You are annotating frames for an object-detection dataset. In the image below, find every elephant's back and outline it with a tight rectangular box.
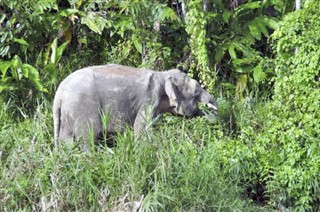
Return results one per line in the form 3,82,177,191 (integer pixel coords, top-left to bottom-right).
55,64,157,101
90,64,156,93
90,64,153,78
56,67,95,93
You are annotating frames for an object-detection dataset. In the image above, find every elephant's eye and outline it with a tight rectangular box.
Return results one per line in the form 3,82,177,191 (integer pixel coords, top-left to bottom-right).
194,85,202,95
186,86,196,95
195,87,200,95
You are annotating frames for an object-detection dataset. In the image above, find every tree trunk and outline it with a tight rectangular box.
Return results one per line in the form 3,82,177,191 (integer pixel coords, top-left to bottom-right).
296,0,301,10
203,0,209,12
181,0,187,21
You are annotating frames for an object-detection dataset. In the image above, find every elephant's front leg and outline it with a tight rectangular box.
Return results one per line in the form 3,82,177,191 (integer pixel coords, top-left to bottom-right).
133,106,154,138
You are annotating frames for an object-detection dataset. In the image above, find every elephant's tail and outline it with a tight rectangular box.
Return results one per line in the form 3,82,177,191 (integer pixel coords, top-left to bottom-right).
53,98,62,147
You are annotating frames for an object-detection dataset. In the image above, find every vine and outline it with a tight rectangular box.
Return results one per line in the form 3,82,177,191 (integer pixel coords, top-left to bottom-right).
185,0,215,90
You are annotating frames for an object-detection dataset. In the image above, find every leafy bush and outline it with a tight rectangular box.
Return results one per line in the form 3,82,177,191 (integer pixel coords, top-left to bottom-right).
191,0,284,96
212,1,320,210
0,0,287,102
267,0,320,209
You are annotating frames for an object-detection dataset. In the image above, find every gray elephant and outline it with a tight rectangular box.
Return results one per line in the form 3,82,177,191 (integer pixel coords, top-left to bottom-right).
53,64,218,147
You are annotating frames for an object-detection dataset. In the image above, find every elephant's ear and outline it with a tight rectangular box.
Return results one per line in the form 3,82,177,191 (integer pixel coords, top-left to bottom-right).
165,77,178,107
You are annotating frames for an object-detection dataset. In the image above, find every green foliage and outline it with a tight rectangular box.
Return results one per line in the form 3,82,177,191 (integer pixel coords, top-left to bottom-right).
0,55,44,92
0,0,286,100
266,0,320,209
186,0,214,88
213,1,320,210
0,0,71,113
206,0,280,99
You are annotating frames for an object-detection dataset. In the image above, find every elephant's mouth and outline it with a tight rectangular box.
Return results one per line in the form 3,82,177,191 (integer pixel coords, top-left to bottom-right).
169,105,176,110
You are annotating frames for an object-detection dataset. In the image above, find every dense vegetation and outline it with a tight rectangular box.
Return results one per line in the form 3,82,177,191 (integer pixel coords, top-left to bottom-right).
1,0,319,210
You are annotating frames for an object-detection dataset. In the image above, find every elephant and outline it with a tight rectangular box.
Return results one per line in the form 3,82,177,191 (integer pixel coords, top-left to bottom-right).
53,64,218,148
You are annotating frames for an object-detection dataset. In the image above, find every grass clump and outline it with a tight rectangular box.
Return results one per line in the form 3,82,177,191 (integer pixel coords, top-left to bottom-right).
0,100,259,211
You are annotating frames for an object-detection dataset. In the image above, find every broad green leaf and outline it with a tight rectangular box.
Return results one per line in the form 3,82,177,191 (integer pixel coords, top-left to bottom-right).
206,12,219,20
56,41,69,64
21,65,29,78
222,11,231,23
132,35,142,54
0,46,10,57
121,45,131,58
43,43,51,65
249,22,261,40
75,0,83,9
82,14,106,35
17,67,23,80
243,30,255,44
50,38,58,64
0,60,11,76
221,82,235,90
79,38,87,44
215,45,227,63
236,74,248,100
234,43,255,57
32,80,45,92
83,17,101,34
0,83,8,92
13,38,28,45
261,16,278,30
235,64,253,73
21,64,40,79
44,63,56,84
236,1,261,11
257,22,269,37
255,17,269,37
0,14,5,24
156,7,178,22
234,2,261,18
115,17,135,36
1,33,8,43
62,27,73,43
0,77,15,92
253,62,266,83
12,55,22,68
228,44,237,59
59,8,79,17
21,64,45,91
233,57,255,66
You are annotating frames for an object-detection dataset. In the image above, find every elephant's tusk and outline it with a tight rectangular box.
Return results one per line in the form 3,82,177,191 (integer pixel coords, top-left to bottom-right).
207,103,218,111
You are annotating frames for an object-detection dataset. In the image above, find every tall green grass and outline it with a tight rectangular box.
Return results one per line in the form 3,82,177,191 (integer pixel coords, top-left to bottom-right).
0,99,261,211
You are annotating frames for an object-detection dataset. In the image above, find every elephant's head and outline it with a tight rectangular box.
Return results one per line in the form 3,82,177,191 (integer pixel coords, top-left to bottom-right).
164,69,218,117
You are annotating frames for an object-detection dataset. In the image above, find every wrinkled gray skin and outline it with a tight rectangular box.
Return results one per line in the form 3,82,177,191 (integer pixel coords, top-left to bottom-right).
53,64,218,148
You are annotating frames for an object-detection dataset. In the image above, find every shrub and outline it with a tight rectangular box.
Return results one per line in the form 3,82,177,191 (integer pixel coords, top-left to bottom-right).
214,1,320,210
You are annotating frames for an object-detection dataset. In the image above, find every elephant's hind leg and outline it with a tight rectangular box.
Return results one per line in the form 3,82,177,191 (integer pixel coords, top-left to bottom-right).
73,112,103,151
